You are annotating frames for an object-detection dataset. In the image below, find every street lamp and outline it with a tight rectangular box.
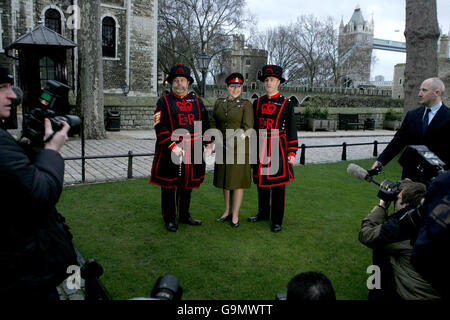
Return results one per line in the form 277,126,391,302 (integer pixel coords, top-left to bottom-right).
197,51,211,97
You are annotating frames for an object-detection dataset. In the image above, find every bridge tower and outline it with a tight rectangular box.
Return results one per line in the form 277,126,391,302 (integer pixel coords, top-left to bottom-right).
338,5,374,87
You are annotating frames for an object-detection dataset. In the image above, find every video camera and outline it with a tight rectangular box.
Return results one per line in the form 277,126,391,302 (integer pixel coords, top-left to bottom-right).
398,145,446,186
347,163,404,203
347,145,446,203
22,80,81,145
347,146,446,239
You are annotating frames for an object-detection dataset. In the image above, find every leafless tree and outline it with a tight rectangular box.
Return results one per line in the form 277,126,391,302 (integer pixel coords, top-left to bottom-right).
404,0,440,113
158,0,253,86
76,0,105,139
289,15,333,87
248,24,297,83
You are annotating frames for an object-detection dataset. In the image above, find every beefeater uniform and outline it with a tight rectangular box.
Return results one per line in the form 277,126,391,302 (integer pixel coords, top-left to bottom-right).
253,65,299,227
150,65,210,226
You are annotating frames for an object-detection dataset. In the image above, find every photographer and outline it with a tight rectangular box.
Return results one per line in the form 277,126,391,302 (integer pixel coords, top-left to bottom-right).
358,180,440,300
411,170,450,299
0,64,77,299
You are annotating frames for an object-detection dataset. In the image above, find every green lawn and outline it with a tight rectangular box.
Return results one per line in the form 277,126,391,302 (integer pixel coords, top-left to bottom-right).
57,158,403,300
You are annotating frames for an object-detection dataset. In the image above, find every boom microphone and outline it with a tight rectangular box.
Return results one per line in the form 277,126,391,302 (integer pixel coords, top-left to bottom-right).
347,163,380,186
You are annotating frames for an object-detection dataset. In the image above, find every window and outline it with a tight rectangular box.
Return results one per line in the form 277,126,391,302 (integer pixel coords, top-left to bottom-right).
102,17,116,58
39,57,56,88
45,9,62,34
246,59,251,65
245,73,249,80
399,79,402,85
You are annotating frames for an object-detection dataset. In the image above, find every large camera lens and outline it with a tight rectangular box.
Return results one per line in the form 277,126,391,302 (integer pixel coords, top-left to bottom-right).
52,115,82,136
150,275,182,300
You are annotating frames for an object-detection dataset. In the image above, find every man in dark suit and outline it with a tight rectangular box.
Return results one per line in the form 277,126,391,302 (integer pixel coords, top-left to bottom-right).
372,78,450,178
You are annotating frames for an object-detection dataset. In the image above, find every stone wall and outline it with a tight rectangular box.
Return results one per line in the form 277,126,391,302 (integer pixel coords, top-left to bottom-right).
105,105,155,129
101,93,403,130
0,0,158,97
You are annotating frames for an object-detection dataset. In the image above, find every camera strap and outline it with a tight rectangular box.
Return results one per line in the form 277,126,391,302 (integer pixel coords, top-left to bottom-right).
43,132,56,144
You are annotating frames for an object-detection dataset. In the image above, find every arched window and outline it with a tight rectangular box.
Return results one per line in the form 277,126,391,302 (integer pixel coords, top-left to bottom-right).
45,9,62,34
39,57,56,88
102,17,116,58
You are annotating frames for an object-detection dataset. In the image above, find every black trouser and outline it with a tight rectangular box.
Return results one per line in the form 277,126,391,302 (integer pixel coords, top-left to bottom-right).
161,187,192,224
257,185,286,225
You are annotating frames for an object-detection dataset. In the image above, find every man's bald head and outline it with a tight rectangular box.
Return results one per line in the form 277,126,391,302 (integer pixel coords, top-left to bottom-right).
419,78,445,106
423,78,445,94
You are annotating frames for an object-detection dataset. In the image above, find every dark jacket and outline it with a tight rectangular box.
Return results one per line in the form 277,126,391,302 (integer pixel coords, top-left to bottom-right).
378,104,450,172
150,92,210,189
0,122,77,298
253,93,299,187
412,170,450,299
359,205,440,300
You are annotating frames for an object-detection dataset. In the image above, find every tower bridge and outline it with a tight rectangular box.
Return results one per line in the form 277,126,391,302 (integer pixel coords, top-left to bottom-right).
373,38,406,53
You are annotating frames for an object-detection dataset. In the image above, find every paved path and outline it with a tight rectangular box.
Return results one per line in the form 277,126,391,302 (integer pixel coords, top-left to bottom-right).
60,129,395,186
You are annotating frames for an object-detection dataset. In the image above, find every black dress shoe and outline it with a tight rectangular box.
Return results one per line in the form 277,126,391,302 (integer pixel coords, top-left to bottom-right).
271,224,282,232
230,219,239,228
216,215,231,222
179,217,202,226
248,215,269,222
166,222,178,232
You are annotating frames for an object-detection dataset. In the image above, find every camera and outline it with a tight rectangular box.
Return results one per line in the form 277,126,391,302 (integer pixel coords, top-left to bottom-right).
367,146,446,202
398,145,446,186
377,179,403,202
81,263,183,300
22,80,81,144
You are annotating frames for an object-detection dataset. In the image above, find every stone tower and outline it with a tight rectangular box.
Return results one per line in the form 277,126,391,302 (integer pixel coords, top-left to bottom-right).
217,34,268,91
0,0,158,97
338,5,374,87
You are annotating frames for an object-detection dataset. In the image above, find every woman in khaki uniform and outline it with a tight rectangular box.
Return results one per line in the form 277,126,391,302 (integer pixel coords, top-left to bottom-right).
210,73,254,228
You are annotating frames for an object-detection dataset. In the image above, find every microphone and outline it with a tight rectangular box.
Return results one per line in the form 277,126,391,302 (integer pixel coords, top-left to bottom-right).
347,163,380,186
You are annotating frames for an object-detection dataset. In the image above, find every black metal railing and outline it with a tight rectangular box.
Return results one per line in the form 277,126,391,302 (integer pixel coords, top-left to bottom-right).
298,140,388,165
63,140,388,184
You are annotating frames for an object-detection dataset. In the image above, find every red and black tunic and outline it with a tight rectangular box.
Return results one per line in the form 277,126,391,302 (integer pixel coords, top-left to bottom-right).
150,92,210,189
253,92,299,187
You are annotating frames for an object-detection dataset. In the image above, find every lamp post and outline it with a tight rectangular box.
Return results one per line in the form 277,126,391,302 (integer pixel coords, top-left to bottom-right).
197,51,211,97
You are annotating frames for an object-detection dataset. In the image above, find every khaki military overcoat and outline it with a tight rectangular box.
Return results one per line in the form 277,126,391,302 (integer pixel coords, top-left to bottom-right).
210,96,254,189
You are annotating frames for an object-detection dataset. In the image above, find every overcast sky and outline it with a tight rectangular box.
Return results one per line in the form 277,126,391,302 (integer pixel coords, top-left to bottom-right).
244,0,450,81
